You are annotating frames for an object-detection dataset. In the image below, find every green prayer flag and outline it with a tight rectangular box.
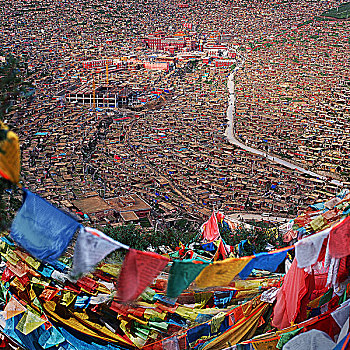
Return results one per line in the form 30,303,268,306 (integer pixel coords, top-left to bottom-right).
133,323,151,340
319,288,333,307
148,320,168,332
167,259,209,299
140,287,156,303
32,297,44,313
276,327,302,349
0,282,8,303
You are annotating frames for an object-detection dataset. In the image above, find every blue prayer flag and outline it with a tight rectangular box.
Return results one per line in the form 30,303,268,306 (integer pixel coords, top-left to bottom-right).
10,189,81,262
201,242,216,252
239,248,292,279
187,323,211,345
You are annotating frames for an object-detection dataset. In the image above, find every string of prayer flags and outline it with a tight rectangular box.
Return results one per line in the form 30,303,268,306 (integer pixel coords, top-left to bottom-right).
10,189,81,262
195,256,252,288
69,226,129,281
167,259,209,298
328,217,350,259
201,302,269,350
117,249,169,302
0,121,20,184
202,211,220,242
239,247,293,280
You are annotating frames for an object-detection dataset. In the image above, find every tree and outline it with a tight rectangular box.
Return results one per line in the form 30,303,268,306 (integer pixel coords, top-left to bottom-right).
0,179,21,231
103,219,198,252
219,220,285,256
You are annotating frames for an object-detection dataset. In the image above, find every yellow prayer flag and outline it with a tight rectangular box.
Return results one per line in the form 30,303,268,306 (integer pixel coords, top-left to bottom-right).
310,215,326,232
308,294,323,309
10,277,26,292
0,122,20,184
144,308,167,320
175,306,199,321
15,311,45,335
202,302,269,350
252,337,279,350
195,257,252,288
29,285,37,301
3,247,20,265
25,256,41,270
233,279,269,290
31,276,50,286
194,292,212,309
211,312,226,333
60,291,76,307
96,283,111,294
98,263,121,277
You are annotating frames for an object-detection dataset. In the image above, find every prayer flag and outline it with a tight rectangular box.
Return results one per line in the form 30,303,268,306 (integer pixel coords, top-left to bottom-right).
201,302,269,349
10,189,81,262
0,122,20,184
295,228,330,268
39,288,59,302
176,306,199,321
202,211,220,242
38,326,65,349
3,296,26,320
310,215,326,232
167,259,209,298
163,336,180,350
329,217,350,259
239,247,292,279
117,249,169,302
213,239,229,261
15,310,45,335
70,227,129,281
6,260,28,278
196,256,252,288
21,254,41,270
60,291,76,307
272,259,315,330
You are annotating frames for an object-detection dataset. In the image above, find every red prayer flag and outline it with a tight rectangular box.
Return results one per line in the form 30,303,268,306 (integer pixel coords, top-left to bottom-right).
1,268,15,282
216,211,225,223
76,276,98,293
117,249,169,302
329,217,350,259
39,287,59,301
202,211,220,242
6,261,28,278
272,259,314,329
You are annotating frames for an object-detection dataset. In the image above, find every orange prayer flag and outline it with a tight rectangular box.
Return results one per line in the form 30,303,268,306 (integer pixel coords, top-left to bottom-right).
0,121,20,184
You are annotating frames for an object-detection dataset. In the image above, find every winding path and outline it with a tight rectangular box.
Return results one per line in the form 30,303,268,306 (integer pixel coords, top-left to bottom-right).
224,57,343,187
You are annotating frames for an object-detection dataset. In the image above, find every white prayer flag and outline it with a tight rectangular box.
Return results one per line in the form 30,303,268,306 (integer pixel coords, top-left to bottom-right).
69,227,129,281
